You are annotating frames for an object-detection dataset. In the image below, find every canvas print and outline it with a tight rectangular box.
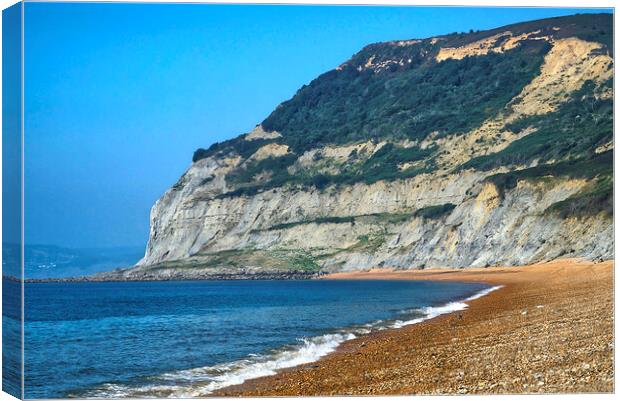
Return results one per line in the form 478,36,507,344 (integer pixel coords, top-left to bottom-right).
1,2,614,399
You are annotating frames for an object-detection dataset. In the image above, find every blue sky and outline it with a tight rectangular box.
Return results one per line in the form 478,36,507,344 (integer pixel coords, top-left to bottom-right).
23,3,612,249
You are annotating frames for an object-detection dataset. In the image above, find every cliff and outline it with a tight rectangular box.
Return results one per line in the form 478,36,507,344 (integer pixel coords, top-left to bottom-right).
104,14,613,279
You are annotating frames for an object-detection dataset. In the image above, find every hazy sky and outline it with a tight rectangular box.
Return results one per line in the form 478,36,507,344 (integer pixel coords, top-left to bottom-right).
24,3,611,249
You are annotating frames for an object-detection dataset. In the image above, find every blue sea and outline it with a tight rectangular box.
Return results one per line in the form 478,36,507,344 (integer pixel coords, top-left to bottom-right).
21,279,498,398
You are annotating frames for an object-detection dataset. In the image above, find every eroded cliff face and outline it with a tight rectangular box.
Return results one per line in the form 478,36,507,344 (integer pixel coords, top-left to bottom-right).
128,162,610,278
108,14,613,279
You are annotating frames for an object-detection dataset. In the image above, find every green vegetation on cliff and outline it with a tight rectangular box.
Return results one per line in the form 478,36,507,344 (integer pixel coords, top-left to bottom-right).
262,43,549,151
463,79,612,171
195,13,612,220
547,174,613,218
126,14,614,276
484,151,612,218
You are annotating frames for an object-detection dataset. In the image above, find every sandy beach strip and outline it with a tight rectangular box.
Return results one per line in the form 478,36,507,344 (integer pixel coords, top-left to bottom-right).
216,258,614,395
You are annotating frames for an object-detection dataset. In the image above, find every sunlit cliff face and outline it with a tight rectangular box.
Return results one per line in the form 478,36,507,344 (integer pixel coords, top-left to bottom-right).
105,14,612,279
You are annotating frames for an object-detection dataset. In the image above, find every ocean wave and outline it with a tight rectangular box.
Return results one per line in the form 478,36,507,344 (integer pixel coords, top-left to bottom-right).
391,285,503,328
79,284,503,398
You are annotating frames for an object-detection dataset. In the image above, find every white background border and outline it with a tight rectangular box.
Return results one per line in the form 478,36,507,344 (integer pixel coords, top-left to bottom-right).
0,1,616,400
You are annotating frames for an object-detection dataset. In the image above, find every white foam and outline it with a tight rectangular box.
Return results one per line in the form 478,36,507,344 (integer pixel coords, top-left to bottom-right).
83,284,504,398
465,285,504,301
83,333,356,398
392,285,503,328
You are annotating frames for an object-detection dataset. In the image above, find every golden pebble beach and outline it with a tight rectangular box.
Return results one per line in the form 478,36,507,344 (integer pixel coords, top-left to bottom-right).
217,259,614,395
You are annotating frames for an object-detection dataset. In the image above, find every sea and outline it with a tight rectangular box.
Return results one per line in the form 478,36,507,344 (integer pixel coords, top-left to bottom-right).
17,279,499,398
